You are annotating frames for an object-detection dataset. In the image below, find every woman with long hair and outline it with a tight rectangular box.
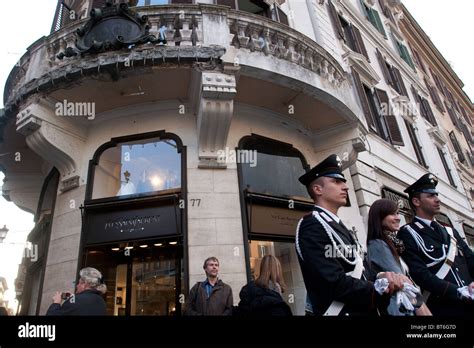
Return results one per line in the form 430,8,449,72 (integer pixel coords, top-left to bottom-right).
367,199,431,316
235,255,292,316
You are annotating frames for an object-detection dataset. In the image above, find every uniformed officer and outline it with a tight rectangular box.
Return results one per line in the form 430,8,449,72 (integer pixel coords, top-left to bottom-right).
398,173,474,315
295,154,407,316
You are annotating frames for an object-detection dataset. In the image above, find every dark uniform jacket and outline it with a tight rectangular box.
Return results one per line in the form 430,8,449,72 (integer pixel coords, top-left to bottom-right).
398,218,474,315
46,289,106,316
296,207,388,316
184,279,233,316
234,281,292,317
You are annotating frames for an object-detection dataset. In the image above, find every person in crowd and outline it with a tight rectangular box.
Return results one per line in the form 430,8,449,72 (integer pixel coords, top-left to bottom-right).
46,267,107,315
398,173,474,315
235,255,292,316
184,256,233,315
296,154,410,315
366,199,431,316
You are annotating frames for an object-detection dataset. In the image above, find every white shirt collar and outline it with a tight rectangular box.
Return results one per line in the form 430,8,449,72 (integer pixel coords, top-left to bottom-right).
415,216,433,227
315,205,340,223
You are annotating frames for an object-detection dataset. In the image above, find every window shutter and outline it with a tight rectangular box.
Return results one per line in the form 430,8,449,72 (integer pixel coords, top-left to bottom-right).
449,131,466,163
375,89,404,146
392,66,408,97
421,99,437,126
376,48,392,86
404,119,427,167
328,1,345,40
372,8,387,38
446,103,461,130
378,0,395,23
352,25,369,60
424,78,444,113
216,0,236,9
276,6,289,26
437,147,456,187
458,103,472,126
460,122,474,145
352,70,377,132
401,44,415,70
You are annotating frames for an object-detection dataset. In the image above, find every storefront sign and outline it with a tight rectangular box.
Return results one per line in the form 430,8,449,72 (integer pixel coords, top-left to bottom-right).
248,204,306,237
85,204,179,245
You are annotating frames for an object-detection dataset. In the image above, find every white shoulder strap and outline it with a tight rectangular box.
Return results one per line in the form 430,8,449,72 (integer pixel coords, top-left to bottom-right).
422,226,457,302
324,256,364,316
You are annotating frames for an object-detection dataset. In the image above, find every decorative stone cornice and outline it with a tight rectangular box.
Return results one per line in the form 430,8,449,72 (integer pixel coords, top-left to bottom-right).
343,50,381,87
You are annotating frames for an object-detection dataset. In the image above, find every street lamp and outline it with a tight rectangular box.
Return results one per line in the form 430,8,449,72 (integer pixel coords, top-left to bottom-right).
0,225,9,243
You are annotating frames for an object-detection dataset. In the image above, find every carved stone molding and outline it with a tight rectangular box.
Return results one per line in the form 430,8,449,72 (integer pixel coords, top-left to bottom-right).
195,71,237,169
16,103,85,192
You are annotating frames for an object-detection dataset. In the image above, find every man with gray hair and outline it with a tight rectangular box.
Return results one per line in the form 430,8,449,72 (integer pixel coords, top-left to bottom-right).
46,267,107,316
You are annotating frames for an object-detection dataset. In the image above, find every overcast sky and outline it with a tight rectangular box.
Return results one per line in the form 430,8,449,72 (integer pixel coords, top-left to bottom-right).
0,0,472,312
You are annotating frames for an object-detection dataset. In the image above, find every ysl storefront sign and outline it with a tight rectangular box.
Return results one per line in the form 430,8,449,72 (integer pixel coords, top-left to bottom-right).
104,215,161,233
84,201,179,245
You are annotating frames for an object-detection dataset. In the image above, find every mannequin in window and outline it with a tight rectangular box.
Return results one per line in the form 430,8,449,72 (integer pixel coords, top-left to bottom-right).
117,170,136,196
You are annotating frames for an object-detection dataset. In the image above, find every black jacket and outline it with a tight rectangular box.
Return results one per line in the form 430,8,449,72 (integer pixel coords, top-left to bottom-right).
296,207,389,316
46,289,106,316
398,219,474,315
235,281,292,317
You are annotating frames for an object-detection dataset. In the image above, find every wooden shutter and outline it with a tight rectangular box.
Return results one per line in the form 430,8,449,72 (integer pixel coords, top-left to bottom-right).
277,6,289,25
376,49,393,86
352,25,369,60
378,0,395,23
424,78,444,113
401,44,415,69
404,119,427,167
329,0,345,40
392,66,408,97
372,8,387,38
375,88,404,146
458,103,472,126
437,147,456,187
352,70,376,131
409,43,426,73
216,0,236,9
449,131,466,163
421,98,437,126
446,103,461,129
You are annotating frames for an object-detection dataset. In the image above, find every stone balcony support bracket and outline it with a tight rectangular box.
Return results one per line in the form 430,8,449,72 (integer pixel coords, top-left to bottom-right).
195,71,238,169
16,103,85,192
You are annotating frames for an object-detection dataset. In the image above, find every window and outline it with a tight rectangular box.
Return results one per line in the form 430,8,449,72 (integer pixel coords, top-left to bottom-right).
360,0,387,38
446,102,461,130
437,147,456,187
238,135,311,315
411,86,437,126
408,43,427,74
376,48,408,97
248,240,305,315
328,1,369,60
394,39,415,70
378,0,395,24
352,71,404,146
404,119,427,168
91,136,181,200
449,131,466,164
239,136,308,198
424,77,445,113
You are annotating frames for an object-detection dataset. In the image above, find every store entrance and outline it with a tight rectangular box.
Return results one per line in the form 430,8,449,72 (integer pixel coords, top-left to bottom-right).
83,237,183,316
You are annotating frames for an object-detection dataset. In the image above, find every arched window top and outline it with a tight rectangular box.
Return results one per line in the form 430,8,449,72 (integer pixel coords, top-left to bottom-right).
90,133,182,200
238,134,309,199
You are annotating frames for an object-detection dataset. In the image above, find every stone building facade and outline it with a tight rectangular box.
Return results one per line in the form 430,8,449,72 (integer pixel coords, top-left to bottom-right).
0,0,472,315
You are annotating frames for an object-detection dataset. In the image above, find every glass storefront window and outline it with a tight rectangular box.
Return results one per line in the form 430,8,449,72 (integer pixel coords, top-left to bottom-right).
92,137,181,200
248,239,306,315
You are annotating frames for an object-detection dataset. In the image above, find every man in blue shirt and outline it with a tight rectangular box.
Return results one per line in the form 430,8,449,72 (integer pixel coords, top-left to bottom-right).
184,257,233,315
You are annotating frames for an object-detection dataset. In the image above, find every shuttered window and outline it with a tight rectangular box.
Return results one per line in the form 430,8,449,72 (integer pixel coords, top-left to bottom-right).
396,41,415,70
424,78,445,113
352,70,377,132
404,119,427,168
378,0,395,23
374,88,404,146
449,131,466,163
437,147,456,187
329,2,369,60
360,0,387,38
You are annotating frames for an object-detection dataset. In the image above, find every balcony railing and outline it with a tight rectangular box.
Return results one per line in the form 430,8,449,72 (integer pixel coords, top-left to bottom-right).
4,3,346,113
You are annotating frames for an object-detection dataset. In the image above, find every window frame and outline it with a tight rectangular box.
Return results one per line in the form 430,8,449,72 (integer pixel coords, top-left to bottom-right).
85,130,185,203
